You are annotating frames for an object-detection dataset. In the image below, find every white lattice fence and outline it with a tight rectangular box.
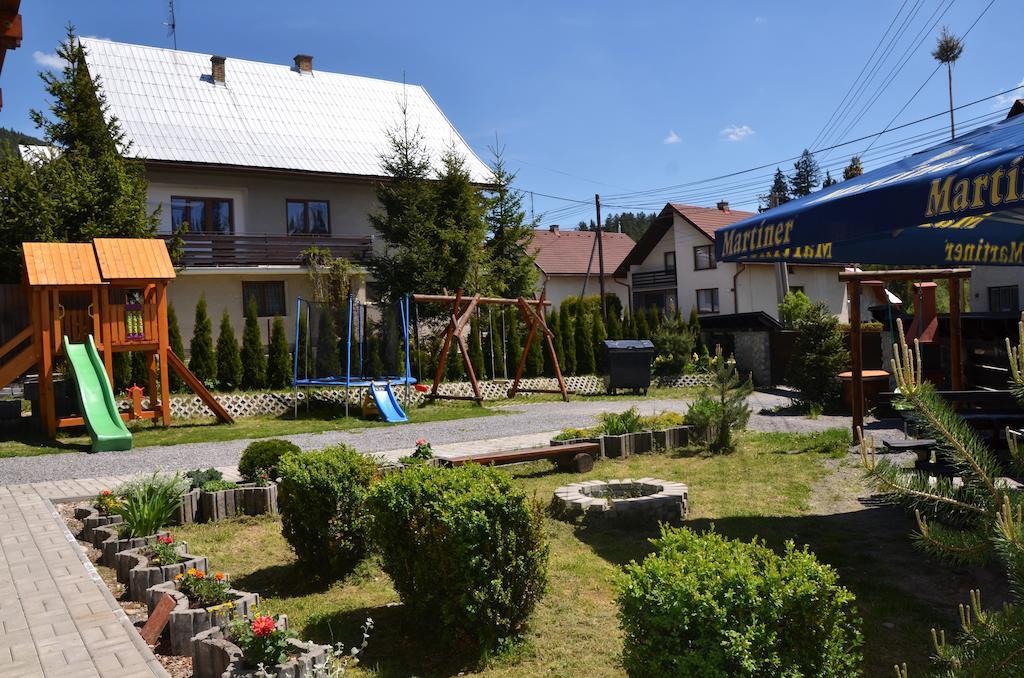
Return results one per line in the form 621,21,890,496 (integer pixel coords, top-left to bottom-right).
117,373,713,420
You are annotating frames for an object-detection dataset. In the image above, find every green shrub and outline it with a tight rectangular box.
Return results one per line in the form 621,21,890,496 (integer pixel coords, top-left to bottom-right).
238,439,300,482
184,467,222,490
597,406,645,435
168,303,187,392
552,426,597,441
787,303,849,408
114,473,188,538
367,464,548,653
686,346,752,454
266,316,292,389
241,297,267,390
778,290,814,328
189,294,216,385
651,316,696,376
642,411,686,430
200,479,238,492
278,444,376,572
617,526,862,677
216,309,243,391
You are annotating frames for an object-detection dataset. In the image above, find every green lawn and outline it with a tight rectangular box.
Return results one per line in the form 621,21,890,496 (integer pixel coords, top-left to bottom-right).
164,429,969,677
0,400,495,458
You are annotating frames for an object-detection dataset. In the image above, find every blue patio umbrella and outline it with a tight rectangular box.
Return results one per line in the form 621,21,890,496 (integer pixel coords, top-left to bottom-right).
715,104,1024,266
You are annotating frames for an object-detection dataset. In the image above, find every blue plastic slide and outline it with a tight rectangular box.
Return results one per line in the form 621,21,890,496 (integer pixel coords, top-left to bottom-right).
369,381,408,423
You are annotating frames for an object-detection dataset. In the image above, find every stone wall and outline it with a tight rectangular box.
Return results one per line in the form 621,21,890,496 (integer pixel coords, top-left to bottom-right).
731,331,772,387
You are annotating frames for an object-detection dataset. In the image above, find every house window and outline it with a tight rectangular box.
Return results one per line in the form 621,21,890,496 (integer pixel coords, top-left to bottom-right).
242,281,286,317
286,199,331,235
988,285,1020,313
790,286,805,295
693,245,715,270
664,251,676,272
696,288,719,314
171,196,233,233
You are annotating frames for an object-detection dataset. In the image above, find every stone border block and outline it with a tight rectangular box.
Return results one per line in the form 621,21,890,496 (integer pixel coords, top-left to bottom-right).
115,542,209,602
75,504,123,544
652,426,690,450
94,524,171,567
146,580,260,656
191,616,329,678
198,482,278,523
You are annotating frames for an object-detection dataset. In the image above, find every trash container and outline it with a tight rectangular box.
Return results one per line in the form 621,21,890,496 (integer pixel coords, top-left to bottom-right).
603,340,655,395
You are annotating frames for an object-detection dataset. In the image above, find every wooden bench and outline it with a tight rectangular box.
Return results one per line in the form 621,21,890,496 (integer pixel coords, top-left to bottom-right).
883,438,937,463
445,442,600,473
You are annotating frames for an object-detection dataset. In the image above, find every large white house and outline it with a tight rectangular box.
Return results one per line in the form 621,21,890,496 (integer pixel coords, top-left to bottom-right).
615,202,853,320
77,38,491,343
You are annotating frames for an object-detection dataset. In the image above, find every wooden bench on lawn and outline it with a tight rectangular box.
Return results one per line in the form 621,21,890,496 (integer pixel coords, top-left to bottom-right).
444,442,599,473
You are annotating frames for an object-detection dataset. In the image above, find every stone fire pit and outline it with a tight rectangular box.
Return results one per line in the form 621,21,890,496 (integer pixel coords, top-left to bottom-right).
551,478,688,525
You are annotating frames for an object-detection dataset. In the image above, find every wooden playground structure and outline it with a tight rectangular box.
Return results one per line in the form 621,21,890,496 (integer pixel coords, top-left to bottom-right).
413,289,568,404
0,239,232,443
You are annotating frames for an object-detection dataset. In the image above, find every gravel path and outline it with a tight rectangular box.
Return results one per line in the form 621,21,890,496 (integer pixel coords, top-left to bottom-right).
0,391,906,485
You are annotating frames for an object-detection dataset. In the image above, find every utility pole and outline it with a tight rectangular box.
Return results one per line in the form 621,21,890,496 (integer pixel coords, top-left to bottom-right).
595,194,607,322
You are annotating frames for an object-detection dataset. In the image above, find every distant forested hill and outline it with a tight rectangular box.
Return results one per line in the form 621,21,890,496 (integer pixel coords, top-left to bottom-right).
0,127,45,150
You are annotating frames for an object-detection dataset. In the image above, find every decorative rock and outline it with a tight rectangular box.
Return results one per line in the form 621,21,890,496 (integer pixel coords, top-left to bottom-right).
191,617,329,678
146,580,260,656
115,542,209,602
550,478,688,526
198,483,278,523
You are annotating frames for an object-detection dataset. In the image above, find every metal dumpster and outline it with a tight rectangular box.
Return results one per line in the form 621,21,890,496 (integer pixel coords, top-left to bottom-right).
603,340,654,395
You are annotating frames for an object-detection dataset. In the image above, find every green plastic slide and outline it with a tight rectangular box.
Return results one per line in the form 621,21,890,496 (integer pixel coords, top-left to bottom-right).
63,335,133,452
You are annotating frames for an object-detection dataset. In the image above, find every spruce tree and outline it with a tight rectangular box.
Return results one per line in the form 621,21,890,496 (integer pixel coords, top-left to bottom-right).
505,307,522,377
484,147,538,297
592,306,608,373
167,303,186,391
188,294,216,385
469,314,485,379
560,307,576,375
822,170,837,188
215,310,243,391
842,155,863,181
789,149,821,198
622,311,635,340
526,322,544,377
240,297,266,390
687,345,753,453
546,309,564,377
266,316,292,389
787,303,849,408
490,311,507,379
606,308,623,340
635,307,652,340
575,306,596,375
761,168,791,210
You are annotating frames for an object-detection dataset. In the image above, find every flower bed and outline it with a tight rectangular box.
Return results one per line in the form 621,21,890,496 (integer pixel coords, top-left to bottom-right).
190,617,328,678
114,538,209,603
92,524,171,567
146,573,259,656
74,504,123,545
198,482,278,523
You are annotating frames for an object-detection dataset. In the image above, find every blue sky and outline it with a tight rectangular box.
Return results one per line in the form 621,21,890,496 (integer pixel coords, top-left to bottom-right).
4,1,1023,225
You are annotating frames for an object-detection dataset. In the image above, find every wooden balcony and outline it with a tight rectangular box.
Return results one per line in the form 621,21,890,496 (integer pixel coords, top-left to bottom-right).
165,232,373,268
631,269,677,290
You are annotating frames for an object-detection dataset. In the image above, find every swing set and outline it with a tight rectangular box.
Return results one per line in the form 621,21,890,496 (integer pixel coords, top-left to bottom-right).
411,289,568,405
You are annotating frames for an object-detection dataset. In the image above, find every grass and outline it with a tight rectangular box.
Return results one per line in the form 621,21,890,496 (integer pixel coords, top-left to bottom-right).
0,400,495,458
167,428,963,677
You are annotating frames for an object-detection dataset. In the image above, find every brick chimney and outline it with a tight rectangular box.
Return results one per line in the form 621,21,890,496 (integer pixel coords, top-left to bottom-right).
549,224,560,233
294,54,313,73
210,55,226,83
716,200,730,211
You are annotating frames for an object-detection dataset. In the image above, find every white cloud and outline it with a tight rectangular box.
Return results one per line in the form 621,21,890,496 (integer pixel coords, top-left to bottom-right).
721,124,755,142
994,79,1024,109
663,130,681,145
33,51,66,69
754,16,767,24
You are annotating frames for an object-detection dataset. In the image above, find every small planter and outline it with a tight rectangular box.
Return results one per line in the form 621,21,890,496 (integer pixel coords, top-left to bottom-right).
652,426,690,450
115,542,209,602
146,580,260,656
94,525,170,567
600,431,652,459
74,505,123,545
199,482,279,523
191,620,328,678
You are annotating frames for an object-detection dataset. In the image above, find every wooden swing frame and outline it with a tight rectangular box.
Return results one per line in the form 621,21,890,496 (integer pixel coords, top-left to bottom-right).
412,289,569,404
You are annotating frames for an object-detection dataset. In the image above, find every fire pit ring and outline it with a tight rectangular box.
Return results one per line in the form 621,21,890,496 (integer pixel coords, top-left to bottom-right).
551,478,687,525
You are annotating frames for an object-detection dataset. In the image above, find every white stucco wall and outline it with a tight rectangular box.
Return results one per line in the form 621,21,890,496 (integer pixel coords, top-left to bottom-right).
969,266,1023,312
539,274,629,311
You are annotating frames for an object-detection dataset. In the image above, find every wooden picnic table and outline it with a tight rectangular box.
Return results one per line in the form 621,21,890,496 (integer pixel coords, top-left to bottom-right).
445,441,599,473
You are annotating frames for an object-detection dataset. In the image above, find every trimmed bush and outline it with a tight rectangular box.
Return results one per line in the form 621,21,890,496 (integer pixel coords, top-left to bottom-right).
241,297,267,390
367,464,548,653
239,439,300,482
787,302,849,408
189,294,216,385
168,303,187,391
617,526,862,677
278,444,375,572
266,316,292,389
215,309,242,391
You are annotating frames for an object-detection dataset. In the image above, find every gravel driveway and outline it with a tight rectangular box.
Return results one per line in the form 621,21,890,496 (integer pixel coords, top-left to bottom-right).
0,391,905,485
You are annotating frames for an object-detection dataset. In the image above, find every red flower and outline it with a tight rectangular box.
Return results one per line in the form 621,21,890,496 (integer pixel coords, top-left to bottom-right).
416,438,427,446
157,535,173,545
251,615,276,637
100,489,112,496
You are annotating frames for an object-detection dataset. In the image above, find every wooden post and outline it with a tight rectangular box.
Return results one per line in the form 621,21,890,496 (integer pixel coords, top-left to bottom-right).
100,287,113,383
948,276,963,390
430,290,462,398
509,297,540,397
156,282,171,426
38,290,56,437
849,281,864,439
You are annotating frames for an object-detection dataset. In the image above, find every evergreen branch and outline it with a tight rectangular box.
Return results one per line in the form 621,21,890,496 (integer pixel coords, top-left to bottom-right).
994,495,1024,601
914,511,992,564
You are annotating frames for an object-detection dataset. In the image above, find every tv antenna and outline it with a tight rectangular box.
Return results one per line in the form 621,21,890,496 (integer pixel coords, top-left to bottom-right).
165,1,177,49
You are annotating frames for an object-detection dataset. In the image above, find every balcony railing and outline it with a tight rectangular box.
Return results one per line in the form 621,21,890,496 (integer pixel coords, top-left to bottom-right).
165,233,374,268
631,269,677,289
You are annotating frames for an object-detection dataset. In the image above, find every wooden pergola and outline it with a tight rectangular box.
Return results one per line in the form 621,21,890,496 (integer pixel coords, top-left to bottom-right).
840,267,971,437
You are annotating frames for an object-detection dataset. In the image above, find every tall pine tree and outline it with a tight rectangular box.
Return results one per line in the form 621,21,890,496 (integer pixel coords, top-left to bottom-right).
634,307,652,340
606,308,623,340
546,309,564,377
266,316,291,389
240,297,266,390
189,295,216,385
484,147,538,297
559,307,576,375
167,303,186,392
789,149,821,198
575,305,596,375
761,168,791,211
215,310,243,391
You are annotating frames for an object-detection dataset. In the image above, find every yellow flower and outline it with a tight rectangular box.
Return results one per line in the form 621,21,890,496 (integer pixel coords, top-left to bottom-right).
174,573,183,581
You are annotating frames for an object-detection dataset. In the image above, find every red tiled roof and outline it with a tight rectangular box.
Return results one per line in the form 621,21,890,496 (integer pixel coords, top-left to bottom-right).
528,228,635,275
669,203,756,238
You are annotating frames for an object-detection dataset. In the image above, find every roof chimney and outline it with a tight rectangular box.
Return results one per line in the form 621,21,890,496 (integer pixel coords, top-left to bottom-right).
716,200,729,211
210,55,226,83
549,224,560,233
294,54,313,73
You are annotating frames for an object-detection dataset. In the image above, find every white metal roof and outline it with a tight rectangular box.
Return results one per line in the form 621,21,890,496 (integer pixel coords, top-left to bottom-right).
80,38,492,183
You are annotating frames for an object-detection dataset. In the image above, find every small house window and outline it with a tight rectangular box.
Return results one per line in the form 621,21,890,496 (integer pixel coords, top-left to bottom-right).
696,288,719,314
988,285,1020,313
287,199,331,235
242,281,286,317
790,286,805,295
693,245,715,270
171,196,233,233
664,251,676,272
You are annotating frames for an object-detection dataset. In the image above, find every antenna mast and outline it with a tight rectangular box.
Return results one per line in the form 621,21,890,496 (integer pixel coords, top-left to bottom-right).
165,1,177,49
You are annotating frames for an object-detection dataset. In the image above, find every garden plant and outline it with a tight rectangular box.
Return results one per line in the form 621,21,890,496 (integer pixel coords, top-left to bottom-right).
114,473,188,538
239,439,301,482
686,345,753,453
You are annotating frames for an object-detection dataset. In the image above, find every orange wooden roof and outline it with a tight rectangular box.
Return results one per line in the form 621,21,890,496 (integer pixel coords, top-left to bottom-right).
22,242,103,287
93,238,176,281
